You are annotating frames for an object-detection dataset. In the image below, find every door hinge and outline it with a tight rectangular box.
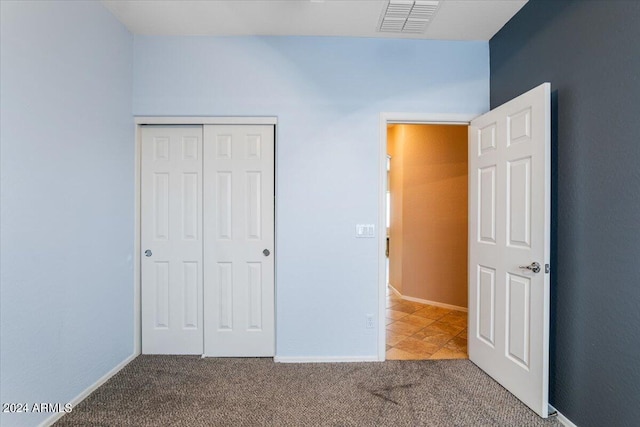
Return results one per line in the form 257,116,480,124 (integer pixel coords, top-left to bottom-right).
545,264,550,274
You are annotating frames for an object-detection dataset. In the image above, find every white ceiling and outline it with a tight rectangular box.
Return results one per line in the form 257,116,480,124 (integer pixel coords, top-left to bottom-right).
102,0,528,41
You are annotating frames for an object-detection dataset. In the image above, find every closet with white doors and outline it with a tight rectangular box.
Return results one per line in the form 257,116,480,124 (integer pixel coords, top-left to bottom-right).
140,124,275,357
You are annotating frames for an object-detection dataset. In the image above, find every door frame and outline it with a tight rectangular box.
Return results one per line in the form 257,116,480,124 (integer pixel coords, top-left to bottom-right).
377,112,477,361
133,116,278,356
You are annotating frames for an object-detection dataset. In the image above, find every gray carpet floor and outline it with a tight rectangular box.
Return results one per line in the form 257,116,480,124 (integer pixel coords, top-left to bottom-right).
55,356,561,426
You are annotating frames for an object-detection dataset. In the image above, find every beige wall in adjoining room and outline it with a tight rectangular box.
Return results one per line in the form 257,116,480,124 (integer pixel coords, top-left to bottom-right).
388,124,468,308
387,125,404,295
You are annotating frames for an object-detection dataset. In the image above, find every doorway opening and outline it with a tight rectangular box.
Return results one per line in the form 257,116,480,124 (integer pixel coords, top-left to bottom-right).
377,114,475,361
385,123,469,360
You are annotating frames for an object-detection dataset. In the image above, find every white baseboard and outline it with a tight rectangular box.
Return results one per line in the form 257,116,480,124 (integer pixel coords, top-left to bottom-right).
388,284,468,313
549,405,579,427
274,355,380,363
40,353,137,427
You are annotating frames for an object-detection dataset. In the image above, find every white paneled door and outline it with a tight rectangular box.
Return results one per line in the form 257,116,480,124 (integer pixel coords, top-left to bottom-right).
141,124,275,357
203,125,275,357
468,83,551,417
141,125,204,354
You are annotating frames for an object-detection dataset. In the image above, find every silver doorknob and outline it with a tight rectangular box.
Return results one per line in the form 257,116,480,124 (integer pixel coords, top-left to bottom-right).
519,262,540,273
263,249,270,257
145,249,152,257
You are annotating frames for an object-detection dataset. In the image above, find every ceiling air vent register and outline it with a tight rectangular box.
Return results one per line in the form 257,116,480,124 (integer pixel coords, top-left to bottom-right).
378,0,440,34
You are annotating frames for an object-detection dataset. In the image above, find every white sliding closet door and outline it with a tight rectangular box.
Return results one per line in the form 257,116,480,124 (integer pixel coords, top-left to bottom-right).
141,125,204,355
203,125,275,357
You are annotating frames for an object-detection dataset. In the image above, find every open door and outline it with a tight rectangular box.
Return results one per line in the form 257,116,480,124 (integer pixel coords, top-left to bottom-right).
468,83,551,417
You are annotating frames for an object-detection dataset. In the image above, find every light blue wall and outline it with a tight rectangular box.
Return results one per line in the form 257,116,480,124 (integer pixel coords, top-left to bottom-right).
134,36,489,357
0,2,133,426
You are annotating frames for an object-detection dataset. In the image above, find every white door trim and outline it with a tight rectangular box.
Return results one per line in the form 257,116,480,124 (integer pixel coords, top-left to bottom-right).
133,116,278,356
377,112,477,361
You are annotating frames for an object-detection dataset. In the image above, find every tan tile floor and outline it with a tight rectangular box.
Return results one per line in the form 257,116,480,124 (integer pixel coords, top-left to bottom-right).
386,288,468,360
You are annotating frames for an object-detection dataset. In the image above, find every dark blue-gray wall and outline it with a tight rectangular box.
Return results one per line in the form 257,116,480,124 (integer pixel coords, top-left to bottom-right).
490,1,640,426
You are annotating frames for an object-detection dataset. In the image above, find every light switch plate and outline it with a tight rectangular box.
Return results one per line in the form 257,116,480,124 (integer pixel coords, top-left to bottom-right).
356,224,375,238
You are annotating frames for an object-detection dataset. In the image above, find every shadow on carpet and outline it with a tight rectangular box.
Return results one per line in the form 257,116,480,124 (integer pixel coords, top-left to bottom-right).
55,356,561,426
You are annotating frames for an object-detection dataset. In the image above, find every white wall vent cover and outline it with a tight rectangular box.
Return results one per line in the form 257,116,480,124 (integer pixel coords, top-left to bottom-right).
378,0,440,34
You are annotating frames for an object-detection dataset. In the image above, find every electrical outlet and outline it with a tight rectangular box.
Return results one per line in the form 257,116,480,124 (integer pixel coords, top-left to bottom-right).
366,314,375,329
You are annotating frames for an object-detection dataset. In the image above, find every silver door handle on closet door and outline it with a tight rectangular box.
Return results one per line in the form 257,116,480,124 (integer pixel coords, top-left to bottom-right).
145,249,152,257
263,249,270,257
